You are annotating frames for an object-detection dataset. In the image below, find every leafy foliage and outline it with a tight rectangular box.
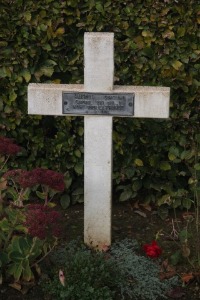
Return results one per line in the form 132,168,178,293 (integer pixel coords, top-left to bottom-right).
0,138,63,284
0,0,199,207
44,238,178,300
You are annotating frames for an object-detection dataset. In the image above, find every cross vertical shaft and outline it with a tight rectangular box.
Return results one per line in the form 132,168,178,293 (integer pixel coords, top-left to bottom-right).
84,33,114,248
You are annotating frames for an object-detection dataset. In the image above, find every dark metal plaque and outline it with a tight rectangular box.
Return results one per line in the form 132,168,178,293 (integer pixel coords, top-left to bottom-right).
62,92,134,116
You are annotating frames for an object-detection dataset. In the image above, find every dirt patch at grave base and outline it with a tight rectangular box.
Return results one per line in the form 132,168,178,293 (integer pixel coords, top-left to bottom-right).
1,202,200,300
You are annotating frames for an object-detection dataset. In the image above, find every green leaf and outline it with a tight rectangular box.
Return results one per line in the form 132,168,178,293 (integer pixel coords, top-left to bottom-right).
168,153,176,161
0,218,10,232
182,198,192,209
195,134,200,143
78,126,84,136
39,65,54,77
55,27,65,35
142,30,153,37
180,150,193,160
72,187,83,196
194,163,200,170
60,194,70,209
96,2,104,13
9,251,24,262
157,205,169,220
24,12,31,21
170,250,181,266
8,263,23,281
160,161,171,171
36,191,46,200
9,90,17,102
132,181,142,191
21,70,31,82
15,224,27,232
177,27,185,38
119,189,132,201
74,149,81,158
74,162,83,175
134,158,143,167
171,60,183,70
14,263,23,281
157,194,171,206
22,259,33,281
179,229,188,243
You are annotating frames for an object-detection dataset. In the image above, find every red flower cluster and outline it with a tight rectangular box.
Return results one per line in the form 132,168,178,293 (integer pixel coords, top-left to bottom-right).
4,169,36,188
31,168,65,191
0,136,21,156
143,240,162,258
24,204,62,240
4,168,65,191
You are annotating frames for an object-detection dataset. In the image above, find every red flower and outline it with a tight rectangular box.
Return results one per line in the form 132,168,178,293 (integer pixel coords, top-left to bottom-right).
0,136,21,156
24,204,62,240
4,168,65,191
31,168,65,191
143,240,162,258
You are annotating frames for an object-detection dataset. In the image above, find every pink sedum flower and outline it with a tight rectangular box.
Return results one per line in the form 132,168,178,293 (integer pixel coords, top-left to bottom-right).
24,204,62,240
0,136,21,156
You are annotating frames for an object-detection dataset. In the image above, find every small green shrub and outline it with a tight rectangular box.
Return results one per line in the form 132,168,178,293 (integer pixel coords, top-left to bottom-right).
110,239,178,300
43,240,121,300
43,239,178,300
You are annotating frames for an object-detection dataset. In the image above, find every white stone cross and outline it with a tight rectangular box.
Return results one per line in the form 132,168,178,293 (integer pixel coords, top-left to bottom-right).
28,32,170,249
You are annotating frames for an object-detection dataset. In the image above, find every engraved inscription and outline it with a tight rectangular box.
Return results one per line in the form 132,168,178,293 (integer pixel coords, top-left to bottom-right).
62,92,134,116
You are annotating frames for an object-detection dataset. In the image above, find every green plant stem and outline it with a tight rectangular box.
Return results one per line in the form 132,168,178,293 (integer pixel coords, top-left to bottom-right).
16,188,24,207
31,239,57,268
0,155,10,172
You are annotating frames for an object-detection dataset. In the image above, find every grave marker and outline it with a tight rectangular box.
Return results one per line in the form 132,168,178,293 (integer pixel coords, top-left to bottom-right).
28,32,170,248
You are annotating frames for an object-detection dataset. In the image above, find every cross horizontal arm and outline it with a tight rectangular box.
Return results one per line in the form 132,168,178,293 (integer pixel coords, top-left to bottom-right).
28,84,170,118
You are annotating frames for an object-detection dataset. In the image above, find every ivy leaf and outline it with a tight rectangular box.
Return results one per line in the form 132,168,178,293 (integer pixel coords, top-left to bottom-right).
134,158,144,167
55,27,65,36
194,163,200,170
78,126,84,136
9,90,17,102
168,153,176,161
39,65,54,77
177,27,185,38
162,29,175,39
23,12,31,22
21,70,31,82
60,194,70,209
170,250,181,266
96,2,104,13
160,161,171,171
171,60,183,70
74,162,83,175
74,149,81,158
119,189,132,201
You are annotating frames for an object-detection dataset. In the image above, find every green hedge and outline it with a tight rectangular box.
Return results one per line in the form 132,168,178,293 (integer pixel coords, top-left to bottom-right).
0,0,199,210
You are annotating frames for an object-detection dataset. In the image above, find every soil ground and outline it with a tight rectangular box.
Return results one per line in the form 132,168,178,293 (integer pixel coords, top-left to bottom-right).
1,202,200,300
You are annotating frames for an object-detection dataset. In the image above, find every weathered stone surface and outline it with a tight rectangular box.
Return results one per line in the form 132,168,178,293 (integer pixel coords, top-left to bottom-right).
28,84,169,118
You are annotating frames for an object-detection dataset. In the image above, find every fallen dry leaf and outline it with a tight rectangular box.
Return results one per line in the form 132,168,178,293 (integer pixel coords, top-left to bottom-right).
9,282,22,291
181,272,194,284
160,259,176,280
0,178,7,190
134,210,147,218
182,244,190,257
59,270,65,286
139,203,152,211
